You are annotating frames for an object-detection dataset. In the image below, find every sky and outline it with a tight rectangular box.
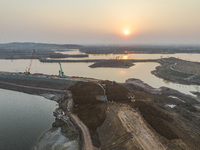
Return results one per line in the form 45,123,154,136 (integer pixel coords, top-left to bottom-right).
0,0,200,45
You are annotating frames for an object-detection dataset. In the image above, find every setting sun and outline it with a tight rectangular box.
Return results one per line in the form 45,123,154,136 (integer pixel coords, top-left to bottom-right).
124,29,130,35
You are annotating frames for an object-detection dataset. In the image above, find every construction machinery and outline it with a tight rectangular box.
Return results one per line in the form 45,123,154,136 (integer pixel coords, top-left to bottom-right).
59,62,67,77
25,49,36,75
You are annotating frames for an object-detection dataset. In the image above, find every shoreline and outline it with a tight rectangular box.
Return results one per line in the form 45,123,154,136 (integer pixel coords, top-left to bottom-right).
152,70,200,86
152,57,200,86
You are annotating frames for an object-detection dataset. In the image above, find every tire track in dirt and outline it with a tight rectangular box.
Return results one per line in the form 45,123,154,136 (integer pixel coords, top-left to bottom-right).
118,105,166,150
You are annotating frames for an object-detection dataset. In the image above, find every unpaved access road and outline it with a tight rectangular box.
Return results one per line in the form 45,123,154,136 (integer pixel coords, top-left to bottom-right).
118,105,166,150
70,114,95,150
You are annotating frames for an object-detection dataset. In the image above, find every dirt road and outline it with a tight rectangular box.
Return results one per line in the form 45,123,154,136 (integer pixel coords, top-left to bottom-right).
70,114,94,150
118,105,166,150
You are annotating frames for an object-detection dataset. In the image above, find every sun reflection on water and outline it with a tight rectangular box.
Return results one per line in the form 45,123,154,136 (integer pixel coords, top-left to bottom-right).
121,55,129,59
119,70,127,76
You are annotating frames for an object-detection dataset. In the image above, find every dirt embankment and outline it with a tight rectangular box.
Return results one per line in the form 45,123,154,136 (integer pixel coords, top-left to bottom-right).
131,101,178,139
124,79,200,150
0,72,77,95
68,79,200,149
69,81,130,148
118,104,167,150
1,72,200,149
68,78,200,149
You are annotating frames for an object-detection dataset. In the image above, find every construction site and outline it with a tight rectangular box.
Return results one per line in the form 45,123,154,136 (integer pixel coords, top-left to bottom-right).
0,62,200,150
1,0,200,147
0,48,199,149
0,44,200,150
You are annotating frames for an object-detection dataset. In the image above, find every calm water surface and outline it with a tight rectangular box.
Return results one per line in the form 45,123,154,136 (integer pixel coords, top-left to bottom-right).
56,49,200,62
0,58,199,95
0,89,56,150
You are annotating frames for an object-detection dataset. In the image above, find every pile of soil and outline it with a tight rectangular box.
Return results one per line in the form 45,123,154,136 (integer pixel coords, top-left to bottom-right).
130,101,179,140
101,80,130,102
69,81,107,147
69,81,131,104
69,81,104,104
69,81,131,147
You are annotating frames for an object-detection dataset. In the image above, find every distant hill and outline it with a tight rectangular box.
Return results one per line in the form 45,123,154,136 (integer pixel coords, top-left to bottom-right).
79,45,200,54
0,42,83,59
0,42,82,51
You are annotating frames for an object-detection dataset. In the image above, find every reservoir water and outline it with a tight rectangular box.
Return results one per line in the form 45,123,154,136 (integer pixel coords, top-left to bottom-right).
56,49,200,62
0,89,56,150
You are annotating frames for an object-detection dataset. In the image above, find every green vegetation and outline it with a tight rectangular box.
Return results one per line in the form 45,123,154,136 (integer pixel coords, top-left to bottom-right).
154,57,200,85
193,75,200,82
160,69,191,79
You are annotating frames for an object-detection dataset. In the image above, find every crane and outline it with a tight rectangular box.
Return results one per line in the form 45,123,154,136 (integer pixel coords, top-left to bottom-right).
58,62,67,77
25,49,35,75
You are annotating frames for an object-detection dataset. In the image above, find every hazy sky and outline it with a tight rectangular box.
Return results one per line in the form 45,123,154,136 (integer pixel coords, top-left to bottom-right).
0,0,200,45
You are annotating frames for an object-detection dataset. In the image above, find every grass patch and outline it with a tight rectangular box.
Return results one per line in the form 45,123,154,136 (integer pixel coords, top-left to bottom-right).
193,75,200,82
160,69,191,78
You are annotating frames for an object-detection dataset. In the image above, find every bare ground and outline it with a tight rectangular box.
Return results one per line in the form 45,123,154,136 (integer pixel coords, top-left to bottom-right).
1,72,200,149
118,104,166,150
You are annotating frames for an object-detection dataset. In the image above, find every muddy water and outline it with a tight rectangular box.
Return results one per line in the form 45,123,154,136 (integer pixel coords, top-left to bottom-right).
0,89,56,150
